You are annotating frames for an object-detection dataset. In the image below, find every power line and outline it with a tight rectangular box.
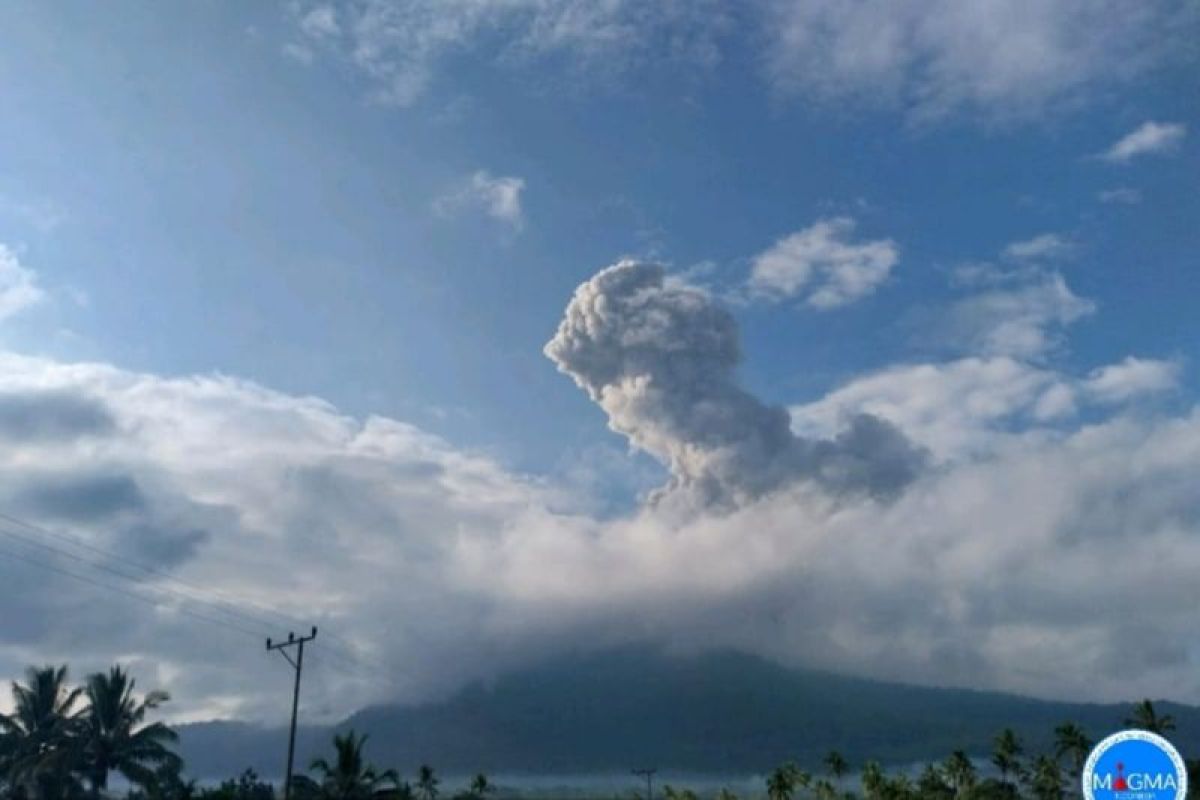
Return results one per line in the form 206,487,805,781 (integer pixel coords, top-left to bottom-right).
0,522,277,636
0,541,266,640
0,510,394,682
0,511,300,633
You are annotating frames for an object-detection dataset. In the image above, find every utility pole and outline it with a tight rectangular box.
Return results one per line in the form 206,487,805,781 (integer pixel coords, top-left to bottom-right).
633,768,657,800
267,626,317,800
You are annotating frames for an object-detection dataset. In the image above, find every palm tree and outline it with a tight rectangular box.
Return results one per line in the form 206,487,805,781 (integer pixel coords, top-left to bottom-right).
81,666,181,797
132,760,200,800
767,764,796,800
416,764,439,800
0,665,85,798
1027,755,1064,800
992,728,1024,789
1125,699,1176,734
1053,722,1092,795
861,761,885,800
662,787,699,800
882,774,916,800
942,751,977,797
715,788,740,800
310,731,399,800
787,763,812,794
468,773,493,799
812,779,838,800
917,764,953,800
825,752,849,783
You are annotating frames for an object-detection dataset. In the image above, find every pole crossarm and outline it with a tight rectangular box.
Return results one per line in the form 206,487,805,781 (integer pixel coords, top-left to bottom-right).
632,767,657,800
266,626,318,800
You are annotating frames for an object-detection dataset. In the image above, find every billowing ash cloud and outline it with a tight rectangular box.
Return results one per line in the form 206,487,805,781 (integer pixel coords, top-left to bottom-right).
544,261,925,508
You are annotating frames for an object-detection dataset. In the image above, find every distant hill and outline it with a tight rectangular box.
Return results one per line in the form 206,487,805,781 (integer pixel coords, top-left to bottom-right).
178,647,1199,779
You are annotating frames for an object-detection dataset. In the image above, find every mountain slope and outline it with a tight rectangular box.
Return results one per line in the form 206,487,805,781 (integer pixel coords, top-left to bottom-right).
178,648,1199,778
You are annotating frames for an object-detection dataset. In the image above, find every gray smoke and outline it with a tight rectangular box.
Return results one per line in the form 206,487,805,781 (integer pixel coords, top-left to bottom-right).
544,260,926,509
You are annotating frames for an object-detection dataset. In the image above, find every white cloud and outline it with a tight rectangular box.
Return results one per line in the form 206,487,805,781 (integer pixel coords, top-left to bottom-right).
285,1,1190,122
790,357,1061,462
748,218,898,309
0,244,45,321
1003,233,1075,262
941,271,1094,360
0,195,66,234
0,352,553,721
1083,356,1180,403
791,352,1183,466
282,42,316,64
761,0,1188,121
290,0,729,107
1101,121,1187,163
300,5,340,39
0,259,1197,725
1098,187,1143,205
435,170,526,229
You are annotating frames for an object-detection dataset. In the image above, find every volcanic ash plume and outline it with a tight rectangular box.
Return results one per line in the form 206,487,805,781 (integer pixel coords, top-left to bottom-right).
544,260,925,509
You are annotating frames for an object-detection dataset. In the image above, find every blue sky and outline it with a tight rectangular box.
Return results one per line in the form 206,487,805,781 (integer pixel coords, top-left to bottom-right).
4,1,1195,473
0,1,1197,721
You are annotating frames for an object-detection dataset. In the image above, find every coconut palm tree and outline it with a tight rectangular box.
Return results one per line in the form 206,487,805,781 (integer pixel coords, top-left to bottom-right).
715,788,740,800
416,764,439,800
662,787,699,800
1027,755,1064,800
0,665,85,798
825,752,849,783
1053,722,1092,796
917,764,953,800
309,731,399,800
767,765,797,800
812,779,838,800
1125,700,1176,734
861,761,885,800
882,774,916,800
992,728,1024,789
788,763,813,794
942,751,977,797
468,773,493,799
80,666,181,797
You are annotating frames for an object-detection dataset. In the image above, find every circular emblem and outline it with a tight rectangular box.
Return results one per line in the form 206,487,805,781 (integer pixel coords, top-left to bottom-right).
1083,730,1187,800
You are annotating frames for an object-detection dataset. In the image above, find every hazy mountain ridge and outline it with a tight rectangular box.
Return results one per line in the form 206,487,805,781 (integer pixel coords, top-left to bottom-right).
178,648,1199,779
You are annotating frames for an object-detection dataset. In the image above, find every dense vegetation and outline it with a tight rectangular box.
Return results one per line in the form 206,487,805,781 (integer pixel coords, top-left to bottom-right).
0,664,1195,800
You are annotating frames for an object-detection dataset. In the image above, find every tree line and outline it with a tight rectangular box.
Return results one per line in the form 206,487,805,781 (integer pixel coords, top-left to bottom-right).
1,664,1195,800
708,701,1196,800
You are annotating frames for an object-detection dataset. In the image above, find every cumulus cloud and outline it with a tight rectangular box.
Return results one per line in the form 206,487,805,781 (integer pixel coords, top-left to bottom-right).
748,218,898,309
0,257,1198,725
1003,233,1075,262
791,357,1064,462
761,0,1191,121
464,407,1200,705
435,171,526,229
1083,357,1180,403
940,271,1095,360
1101,121,1187,163
0,390,116,442
791,352,1183,466
0,351,553,722
0,244,45,321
